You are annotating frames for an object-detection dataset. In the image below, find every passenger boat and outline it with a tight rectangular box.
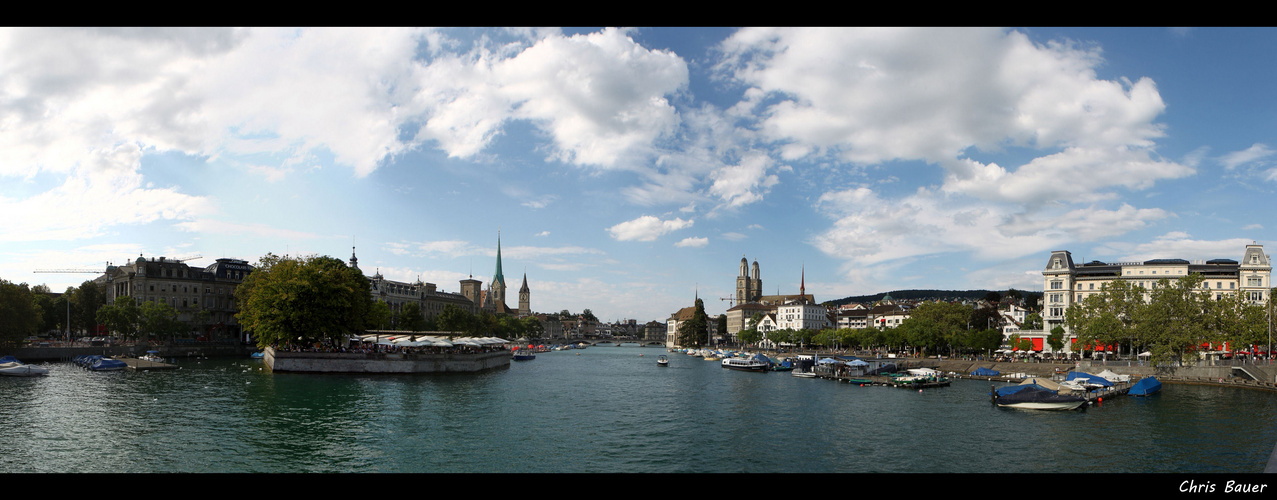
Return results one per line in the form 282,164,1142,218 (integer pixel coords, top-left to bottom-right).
0,356,48,377
992,385,1086,411
721,357,768,372
512,350,535,361
657,355,669,367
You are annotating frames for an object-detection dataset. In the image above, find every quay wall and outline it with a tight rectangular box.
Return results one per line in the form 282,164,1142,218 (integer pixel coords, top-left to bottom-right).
8,343,249,362
928,359,1277,392
265,347,510,373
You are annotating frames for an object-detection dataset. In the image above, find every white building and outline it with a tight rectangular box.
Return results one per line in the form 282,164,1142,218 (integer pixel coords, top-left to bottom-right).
1036,243,1271,354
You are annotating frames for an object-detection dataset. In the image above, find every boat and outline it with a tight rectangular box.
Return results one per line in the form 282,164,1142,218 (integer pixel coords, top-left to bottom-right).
1129,376,1162,396
657,355,669,367
0,356,48,377
512,350,535,361
721,357,768,372
89,357,127,371
992,385,1087,411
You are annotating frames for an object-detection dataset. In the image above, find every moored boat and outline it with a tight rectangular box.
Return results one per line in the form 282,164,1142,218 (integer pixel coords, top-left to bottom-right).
89,358,127,371
992,385,1086,411
0,356,48,377
721,357,768,372
1129,376,1162,396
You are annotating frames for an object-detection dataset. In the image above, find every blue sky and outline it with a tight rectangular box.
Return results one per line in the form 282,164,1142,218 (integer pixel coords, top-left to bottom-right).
3,27,1275,322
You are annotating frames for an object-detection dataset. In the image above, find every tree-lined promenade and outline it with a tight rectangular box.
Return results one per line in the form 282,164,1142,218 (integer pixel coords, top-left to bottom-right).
1065,274,1273,367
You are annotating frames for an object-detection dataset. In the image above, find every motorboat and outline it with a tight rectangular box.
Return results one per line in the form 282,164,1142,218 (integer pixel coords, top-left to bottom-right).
512,350,535,361
89,357,127,371
0,356,48,377
993,385,1086,411
721,357,768,372
657,355,669,367
1129,376,1162,396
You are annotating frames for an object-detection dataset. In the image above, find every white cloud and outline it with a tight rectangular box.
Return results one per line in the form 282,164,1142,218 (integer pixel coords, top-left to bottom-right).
175,218,320,240
1220,143,1274,170
415,27,689,170
0,143,213,242
719,27,1186,205
708,152,780,209
675,237,709,248
813,186,1170,267
607,215,693,241
1113,233,1257,262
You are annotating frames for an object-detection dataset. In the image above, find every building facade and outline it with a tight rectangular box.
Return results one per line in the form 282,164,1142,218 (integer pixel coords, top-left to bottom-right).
1043,244,1271,333
97,255,253,339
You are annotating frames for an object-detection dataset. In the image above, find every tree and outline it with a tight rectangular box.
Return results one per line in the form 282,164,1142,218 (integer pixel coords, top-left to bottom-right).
70,280,105,336
96,296,140,340
1022,313,1044,331
737,328,762,346
581,309,598,323
1135,275,1210,366
437,304,474,334
1047,325,1066,354
716,314,727,341
399,302,426,332
677,298,709,348
235,253,372,348
140,301,186,342
0,279,39,350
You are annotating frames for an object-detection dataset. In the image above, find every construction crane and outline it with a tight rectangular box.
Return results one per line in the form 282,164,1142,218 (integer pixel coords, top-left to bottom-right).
720,296,737,307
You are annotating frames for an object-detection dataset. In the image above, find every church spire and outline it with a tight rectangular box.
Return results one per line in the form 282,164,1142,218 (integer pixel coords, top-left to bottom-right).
800,265,806,304
493,230,505,286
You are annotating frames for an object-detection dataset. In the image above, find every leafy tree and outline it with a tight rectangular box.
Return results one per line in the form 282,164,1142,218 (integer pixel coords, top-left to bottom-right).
677,298,709,348
437,303,474,334
1135,275,1211,366
0,279,39,350
966,328,1003,354
70,280,105,336
235,253,372,348
1022,313,1044,331
581,308,598,323
140,301,186,342
97,296,141,340
400,302,426,332
737,328,762,346
522,317,546,339
1048,325,1066,354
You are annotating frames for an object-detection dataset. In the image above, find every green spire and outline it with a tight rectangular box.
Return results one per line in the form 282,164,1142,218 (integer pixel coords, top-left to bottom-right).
493,231,505,286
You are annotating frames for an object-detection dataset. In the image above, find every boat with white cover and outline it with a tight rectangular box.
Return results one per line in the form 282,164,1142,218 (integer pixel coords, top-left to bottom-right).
0,356,48,377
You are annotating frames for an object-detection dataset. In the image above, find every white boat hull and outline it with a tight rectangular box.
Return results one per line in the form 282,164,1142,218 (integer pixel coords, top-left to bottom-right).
997,401,1086,411
0,363,49,377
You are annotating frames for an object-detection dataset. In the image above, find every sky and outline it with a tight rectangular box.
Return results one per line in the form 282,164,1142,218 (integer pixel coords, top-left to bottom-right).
3,27,1276,323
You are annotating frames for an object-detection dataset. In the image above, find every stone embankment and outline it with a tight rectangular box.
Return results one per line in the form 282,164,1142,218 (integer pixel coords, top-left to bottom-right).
926,358,1277,392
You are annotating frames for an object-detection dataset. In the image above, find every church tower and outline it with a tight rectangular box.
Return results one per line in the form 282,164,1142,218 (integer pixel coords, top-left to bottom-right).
519,273,530,316
491,232,507,309
736,256,749,304
750,259,762,303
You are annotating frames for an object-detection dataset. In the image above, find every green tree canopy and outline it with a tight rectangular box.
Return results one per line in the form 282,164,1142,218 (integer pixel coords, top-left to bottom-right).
677,298,709,348
0,279,39,350
235,254,371,348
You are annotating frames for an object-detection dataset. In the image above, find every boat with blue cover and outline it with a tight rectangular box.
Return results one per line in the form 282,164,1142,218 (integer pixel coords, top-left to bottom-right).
1129,376,1162,396
992,384,1087,411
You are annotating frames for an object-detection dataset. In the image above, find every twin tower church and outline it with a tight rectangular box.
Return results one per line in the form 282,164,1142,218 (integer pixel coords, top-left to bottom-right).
352,233,531,321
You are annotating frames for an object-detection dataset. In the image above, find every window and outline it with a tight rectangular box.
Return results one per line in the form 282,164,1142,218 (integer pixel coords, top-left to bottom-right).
1089,283,1095,290
1050,281,1062,290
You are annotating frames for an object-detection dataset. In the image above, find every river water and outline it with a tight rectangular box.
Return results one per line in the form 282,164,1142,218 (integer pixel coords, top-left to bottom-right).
3,346,1275,473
